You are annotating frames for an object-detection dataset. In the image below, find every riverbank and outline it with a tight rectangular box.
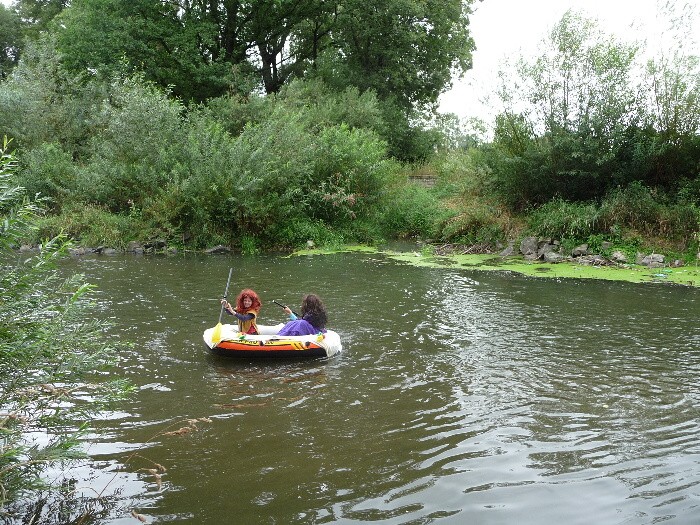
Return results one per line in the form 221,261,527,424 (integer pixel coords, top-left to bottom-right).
17,238,700,287
292,244,700,287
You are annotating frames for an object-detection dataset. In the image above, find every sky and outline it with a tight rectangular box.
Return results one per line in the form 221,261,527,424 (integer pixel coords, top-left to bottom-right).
439,0,700,124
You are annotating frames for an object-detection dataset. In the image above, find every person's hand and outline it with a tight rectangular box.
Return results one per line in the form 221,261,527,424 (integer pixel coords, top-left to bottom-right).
283,306,292,315
221,299,232,312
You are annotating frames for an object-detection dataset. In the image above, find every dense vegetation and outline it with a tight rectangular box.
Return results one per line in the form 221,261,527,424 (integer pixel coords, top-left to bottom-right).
0,2,698,262
0,145,130,521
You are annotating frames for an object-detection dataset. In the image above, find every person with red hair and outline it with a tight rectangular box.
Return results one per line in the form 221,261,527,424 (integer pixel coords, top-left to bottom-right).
221,288,261,334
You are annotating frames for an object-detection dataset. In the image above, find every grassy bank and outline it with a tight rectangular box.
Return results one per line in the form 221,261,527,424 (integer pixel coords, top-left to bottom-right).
25,151,700,266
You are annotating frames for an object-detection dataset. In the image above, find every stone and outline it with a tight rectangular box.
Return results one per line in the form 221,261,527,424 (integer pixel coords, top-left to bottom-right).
499,243,515,257
519,237,538,256
610,250,627,263
572,244,589,257
127,241,144,254
543,251,565,263
639,253,665,268
205,244,231,255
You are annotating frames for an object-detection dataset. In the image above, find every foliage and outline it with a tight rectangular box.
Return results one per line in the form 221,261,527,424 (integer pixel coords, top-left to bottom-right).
52,0,476,108
525,183,700,252
56,0,236,102
0,35,105,158
15,142,76,209
0,5,22,80
76,76,186,210
489,7,700,211
379,180,452,240
526,198,601,239
0,145,130,512
316,0,475,110
32,202,143,250
271,218,348,251
597,183,700,243
1,4,698,255
13,0,68,39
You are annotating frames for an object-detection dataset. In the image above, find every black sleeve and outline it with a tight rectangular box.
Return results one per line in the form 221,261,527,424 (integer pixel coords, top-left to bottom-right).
233,312,255,321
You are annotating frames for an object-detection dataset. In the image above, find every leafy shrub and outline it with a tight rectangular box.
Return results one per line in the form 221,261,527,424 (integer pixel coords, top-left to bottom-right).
33,203,139,249
598,182,662,232
380,183,451,239
76,76,186,210
1,147,129,512
272,218,346,250
438,200,512,245
527,198,600,239
17,143,77,208
306,124,390,226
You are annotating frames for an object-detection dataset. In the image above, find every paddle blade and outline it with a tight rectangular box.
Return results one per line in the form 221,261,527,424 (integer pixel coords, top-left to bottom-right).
211,322,223,346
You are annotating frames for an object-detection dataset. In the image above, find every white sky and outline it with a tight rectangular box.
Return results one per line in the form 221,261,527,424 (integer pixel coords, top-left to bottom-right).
439,0,700,124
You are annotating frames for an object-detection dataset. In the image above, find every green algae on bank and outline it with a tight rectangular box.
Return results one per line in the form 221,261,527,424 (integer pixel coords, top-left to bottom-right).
385,251,700,286
291,245,700,286
288,244,378,256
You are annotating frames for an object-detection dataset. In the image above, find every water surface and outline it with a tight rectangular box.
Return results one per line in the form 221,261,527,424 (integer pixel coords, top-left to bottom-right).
59,252,700,524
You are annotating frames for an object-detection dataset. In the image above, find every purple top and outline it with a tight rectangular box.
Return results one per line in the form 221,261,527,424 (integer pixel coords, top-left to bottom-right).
277,318,325,336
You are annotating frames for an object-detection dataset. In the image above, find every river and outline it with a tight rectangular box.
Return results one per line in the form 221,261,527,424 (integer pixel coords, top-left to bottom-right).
56,251,700,524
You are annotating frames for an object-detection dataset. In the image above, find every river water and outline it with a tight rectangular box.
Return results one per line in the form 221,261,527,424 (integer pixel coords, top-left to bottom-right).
57,252,700,524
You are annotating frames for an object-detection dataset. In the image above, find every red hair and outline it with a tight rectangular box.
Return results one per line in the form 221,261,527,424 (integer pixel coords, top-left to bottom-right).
235,289,261,313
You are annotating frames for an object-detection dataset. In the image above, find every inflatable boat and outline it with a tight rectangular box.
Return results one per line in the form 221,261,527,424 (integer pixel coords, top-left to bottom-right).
203,323,342,359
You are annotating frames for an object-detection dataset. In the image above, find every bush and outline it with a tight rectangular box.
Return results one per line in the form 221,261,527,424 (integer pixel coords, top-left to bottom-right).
33,202,141,249
271,218,347,250
527,198,601,239
76,76,186,210
379,183,452,239
16,143,77,208
0,146,129,514
438,201,513,245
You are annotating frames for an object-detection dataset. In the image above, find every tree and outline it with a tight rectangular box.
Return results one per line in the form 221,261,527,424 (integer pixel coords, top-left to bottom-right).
0,143,129,516
635,2,700,189
54,0,476,109
0,5,22,79
492,10,640,205
318,0,475,110
13,0,69,37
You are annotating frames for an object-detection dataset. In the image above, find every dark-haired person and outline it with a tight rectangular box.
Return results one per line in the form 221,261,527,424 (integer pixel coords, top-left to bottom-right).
278,294,327,336
221,288,261,335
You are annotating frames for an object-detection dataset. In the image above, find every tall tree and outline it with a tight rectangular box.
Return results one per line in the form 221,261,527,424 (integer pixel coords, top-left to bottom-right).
13,0,69,36
54,0,476,107
493,10,640,204
322,0,475,109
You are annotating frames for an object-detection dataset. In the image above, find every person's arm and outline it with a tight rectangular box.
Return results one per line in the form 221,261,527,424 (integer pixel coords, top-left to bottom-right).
283,306,297,321
221,300,234,316
221,301,255,321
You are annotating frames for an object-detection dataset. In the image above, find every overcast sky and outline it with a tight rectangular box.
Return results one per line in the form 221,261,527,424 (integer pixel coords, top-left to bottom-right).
439,0,700,123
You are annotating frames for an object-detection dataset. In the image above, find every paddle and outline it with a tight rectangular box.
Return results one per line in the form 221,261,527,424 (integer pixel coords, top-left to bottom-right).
211,268,233,345
273,300,298,318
